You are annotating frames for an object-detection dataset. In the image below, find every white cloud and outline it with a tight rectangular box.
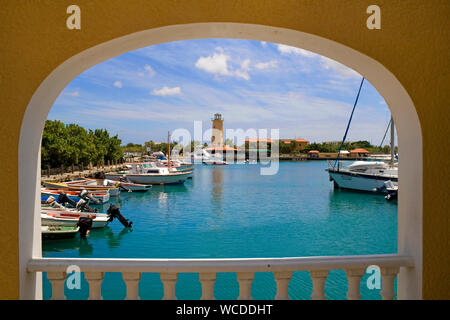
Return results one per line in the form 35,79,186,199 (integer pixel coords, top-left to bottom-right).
113,80,122,88
277,44,317,57
320,57,360,79
151,86,182,96
195,52,231,76
254,60,278,70
195,51,252,80
234,59,251,80
64,91,79,97
143,64,156,77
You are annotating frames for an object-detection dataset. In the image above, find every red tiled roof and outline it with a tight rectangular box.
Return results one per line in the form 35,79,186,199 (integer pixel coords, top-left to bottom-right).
350,148,369,153
205,146,237,151
308,150,320,153
281,139,309,143
245,138,272,143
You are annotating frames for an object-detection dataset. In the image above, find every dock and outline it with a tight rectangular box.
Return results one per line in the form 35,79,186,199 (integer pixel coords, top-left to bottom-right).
41,163,124,184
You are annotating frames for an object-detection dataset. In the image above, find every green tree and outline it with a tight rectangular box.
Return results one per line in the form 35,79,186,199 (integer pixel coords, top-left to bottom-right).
41,120,123,168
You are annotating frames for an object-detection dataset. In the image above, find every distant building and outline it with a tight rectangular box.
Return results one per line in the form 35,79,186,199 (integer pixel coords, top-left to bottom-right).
350,148,369,157
208,113,236,155
308,150,320,158
280,138,309,151
339,150,350,158
211,113,224,150
245,138,272,153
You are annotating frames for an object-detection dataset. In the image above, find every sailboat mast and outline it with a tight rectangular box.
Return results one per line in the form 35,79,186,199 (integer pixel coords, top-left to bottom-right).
168,131,171,169
390,116,395,166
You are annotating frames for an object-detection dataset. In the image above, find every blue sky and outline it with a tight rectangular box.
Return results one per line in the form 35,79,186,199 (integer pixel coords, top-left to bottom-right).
49,39,393,145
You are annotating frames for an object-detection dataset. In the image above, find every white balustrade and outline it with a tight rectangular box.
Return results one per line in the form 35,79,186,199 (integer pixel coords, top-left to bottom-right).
46,272,66,300
122,272,141,300
199,272,216,300
309,270,328,300
160,272,178,300
274,271,292,300
84,272,104,300
381,267,400,300
237,272,254,300
345,268,365,300
29,254,413,300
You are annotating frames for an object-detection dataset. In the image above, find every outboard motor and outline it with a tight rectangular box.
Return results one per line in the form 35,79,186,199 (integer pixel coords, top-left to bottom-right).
107,205,133,228
57,192,77,207
77,216,93,239
79,189,101,205
76,190,98,213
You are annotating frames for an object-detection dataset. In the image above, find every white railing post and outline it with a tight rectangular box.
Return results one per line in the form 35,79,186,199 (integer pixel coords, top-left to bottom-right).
122,272,141,300
47,272,66,300
84,272,104,300
345,268,365,300
237,272,254,300
381,267,400,300
199,273,216,300
160,273,178,300
309,270,328,300
274,271,292,300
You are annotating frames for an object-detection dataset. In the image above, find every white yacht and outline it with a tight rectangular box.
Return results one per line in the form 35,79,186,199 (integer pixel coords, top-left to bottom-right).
120,163,192,185
327,115,398,193
327,161,397,192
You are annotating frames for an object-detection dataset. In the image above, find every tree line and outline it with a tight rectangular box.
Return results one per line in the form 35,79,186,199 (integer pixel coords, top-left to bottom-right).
41,120,123,168
123,139,395,156
302,140,396,154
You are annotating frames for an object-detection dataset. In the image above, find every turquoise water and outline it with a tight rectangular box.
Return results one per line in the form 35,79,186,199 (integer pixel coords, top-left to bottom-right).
42,161,397,300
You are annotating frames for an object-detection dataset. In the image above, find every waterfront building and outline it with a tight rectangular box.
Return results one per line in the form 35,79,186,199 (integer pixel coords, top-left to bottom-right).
211,113,224,149
350,148,369,158
308,150,320,158
280,139,309,151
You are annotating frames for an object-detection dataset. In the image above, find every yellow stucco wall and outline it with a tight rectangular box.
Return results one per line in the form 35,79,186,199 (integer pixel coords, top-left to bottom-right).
1,0,449,299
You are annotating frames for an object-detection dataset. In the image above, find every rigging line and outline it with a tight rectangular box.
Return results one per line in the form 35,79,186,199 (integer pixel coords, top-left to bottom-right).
333,77,365,169
379,117,392,147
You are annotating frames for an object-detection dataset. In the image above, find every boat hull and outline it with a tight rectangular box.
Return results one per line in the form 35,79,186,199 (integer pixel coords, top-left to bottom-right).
328,169,398,192
41,213,109,228
125,172,191,185
41,226,80,240
41,189,110,204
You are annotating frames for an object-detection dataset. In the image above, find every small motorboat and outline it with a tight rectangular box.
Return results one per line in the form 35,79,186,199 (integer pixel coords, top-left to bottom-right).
375,180,398,201
83,178,152,192
44,181,120,197
41,211,110,228
41,188,110,204
115,163,191,185
41,226,80,240
202,159,228,165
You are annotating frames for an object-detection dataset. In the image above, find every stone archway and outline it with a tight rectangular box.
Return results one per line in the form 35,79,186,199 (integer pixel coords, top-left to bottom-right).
19,23,422,299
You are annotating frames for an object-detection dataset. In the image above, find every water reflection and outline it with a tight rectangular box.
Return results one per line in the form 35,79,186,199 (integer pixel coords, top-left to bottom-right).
211,167,223,210
103,226,133,249
79,238,94,256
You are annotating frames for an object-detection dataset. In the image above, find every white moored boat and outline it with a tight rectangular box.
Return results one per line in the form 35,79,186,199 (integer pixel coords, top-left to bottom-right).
41,226,80,240
125,165,191,185
327,161,398,192
83,178,152,192
328,113,398,193
41,211,109,228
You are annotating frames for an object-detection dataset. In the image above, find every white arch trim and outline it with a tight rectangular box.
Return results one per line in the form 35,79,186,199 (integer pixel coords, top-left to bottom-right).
19,23,422,299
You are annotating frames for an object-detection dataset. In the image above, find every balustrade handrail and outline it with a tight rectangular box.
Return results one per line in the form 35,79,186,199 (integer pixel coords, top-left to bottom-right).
28,253,413,273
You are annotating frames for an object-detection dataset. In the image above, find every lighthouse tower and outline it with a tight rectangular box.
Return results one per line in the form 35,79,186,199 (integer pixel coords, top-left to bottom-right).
211,113,224,149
